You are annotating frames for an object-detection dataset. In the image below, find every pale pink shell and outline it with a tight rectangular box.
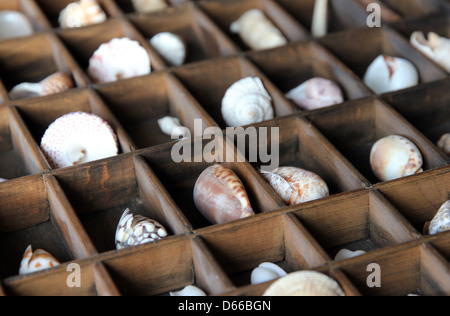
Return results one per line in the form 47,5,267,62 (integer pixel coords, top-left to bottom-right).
41,72,75,96
19,245,60,275
429,201,450,235
437,134,450,156
59,0,107,29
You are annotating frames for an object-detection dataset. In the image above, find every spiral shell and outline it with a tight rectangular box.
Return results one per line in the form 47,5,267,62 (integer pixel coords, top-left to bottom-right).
193,164,255,225
261,167,329,206
115,208,169,250
429,201,450,236
251,262,287,285
59,0,107,29
19,245,60,275
263,271,345,296
410,32,450,73
437,134,450,156
132,0,169,13
150,32,186,67
9,72,74,100
222,77,274,127
370,135,423,182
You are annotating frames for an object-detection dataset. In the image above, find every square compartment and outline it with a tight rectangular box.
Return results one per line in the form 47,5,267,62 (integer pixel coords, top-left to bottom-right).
379,0,450,19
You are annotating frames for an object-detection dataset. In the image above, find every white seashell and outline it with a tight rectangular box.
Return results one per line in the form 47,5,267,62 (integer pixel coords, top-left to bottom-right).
285,77,344,111
261,167,329,205
19,245,60,275
88,37,151,83
370,135,423,182
132,0,169,13
9,72,74,100
59,0,107,29
170,285,207,297
410,32,450,73
150,32,186,67
0,11,33,40
437,134,450,156
251,262,287,285
230,9,288,51
158,116,189,138
115,208,169,250
429,201,450,235
334,249,366,262
263,271,345,296
40,111,119,169
222,77,274,127
311,0,328,38
363,55,419,94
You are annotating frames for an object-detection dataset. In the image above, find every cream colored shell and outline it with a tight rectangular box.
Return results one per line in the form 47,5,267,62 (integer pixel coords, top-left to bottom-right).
59,0,107,29
437,134,450,156
132,0,168,13
429,200,450,235
410,32,450,73
150,32,186,67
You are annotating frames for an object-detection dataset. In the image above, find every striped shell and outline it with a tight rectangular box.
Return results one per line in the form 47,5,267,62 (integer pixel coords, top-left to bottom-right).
437,134,450,156
19,245,60,275
59,0,107,29
429,201,450,235
193,164,255,225
115,209,169,250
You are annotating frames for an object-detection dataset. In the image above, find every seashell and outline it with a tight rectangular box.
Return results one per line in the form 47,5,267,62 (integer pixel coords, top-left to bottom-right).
370,135,424,182
193,164,255,225
132,0,169,13
428,200,450,235
410,32,450,73
263,271,345,296
40,111,119,169
334,249,366,262
251,262,288,285
19,245,60,275
261,167,329,206
158,116,189,139
311,0,328,38
0,178,8,183
59,0,107,29
170,285,207,297
88,37,151,84
150,32,186,67
363,55,419,94
230,9,288,51
0,11,33,40
285,77,344,111
437,133,450,156
221,77,274,127
115,208,169,250
9,72,74,100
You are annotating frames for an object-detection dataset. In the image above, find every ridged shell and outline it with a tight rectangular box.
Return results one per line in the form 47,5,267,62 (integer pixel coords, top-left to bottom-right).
193,164,255,225
59,0,107,29
251,262,287,285
429,201,450,235
0,11,33,40
9,72,74,100
437,134,450,156
261,167,329,205
222,77,274,127
370,135,423,182
150,32,186,67
115,208,168,250
19,245,60,275
263,271,345,296
170,285,207,297
410,32,450,73
132,0,168,13
285,77,344,111
364,55,419,94
230,9,288,51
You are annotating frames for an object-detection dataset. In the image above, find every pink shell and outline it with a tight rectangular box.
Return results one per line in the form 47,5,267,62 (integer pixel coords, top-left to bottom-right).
19,245,60,275
41,72,75,96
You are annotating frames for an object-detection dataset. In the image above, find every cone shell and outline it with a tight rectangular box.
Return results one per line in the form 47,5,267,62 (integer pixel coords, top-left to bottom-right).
150,32,186,67
370,135,423,182
429,201,450,235
19,245,60,275
193,164,255,225
261,167,329,206
410,32,450,73
263,271,345,296
40,111,119,169
437,134,450,156
59,0,107,29
132,0,169,13
0,11,33,40
115,208,169,250
221,77,274,127
88,37,151,83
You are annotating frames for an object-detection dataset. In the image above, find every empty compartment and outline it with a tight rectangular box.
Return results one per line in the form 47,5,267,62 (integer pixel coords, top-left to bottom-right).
173,56,296,129
0,0,50,34
379,0,450,19
199,0,308,52
95,72,216,150
305,98,447,184
112,0,187,14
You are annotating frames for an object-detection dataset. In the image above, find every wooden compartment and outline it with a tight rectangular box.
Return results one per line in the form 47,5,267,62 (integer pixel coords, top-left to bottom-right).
379,0,450,19
305,97,447,184
112,0,188,14
199,0,309,52
430,234,450,261
0,0,50,32
173,56,296,129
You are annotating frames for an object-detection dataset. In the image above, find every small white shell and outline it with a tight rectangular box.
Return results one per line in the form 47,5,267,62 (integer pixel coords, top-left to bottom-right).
263,271,345,296
0,11,33,40
437,134,450,156
410,32,450,73
222,77,274,127
429,200,450,235
158,116,189,138
261,167,329,205
132,0,169,13
230,9,288,51
150,32,186,67
170,285,207,297
19,245,60,275
364,55,419,94
251,262,287,285
59,0,107,29
9,72,74,100
370,135,424,182
285,77,344,111
334,249,366,262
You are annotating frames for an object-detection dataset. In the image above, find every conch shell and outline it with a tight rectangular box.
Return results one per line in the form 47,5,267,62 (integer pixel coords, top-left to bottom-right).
170,285,207,297
437,134,450,156
285,77,344,111
428,201,450,235
150,32,186,67
410,32,450,73
364,55,419,94
263,271,345,296
251,262,287,285
9,72,74,100
59,0,107,29
115,208,169,250
221,77,274,127
230,9,288,51
158,116,189,139
261,167,329,206
132,0,169,13
193,164,255,225
370,135,423,182
19,245,60,275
